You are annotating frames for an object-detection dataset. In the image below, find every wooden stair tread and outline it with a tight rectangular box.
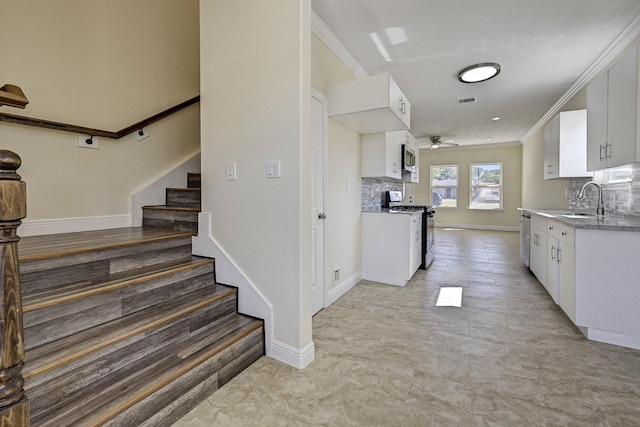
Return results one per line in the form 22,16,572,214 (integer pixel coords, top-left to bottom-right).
23,256,214,311
142,205,201,212
24,285,237,379
19,227,193,262
32,315,263,427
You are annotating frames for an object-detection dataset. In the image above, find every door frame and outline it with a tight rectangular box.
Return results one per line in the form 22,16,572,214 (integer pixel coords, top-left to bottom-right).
311,88,329,314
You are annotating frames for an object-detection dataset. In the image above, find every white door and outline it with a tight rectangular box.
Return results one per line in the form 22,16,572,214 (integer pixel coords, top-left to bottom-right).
311,89,327,315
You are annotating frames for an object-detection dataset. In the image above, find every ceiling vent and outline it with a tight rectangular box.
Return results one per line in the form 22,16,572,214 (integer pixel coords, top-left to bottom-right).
458,97,477,104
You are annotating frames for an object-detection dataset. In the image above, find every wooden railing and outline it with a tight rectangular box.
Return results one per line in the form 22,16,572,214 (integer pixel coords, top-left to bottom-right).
0,150,29,426
0,95,200,139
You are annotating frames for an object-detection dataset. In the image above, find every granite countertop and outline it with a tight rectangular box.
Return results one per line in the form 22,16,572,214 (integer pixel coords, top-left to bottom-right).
518,207,640,232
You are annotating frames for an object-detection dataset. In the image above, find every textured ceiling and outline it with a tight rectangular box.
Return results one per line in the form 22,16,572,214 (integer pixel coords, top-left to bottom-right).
312,0,640,147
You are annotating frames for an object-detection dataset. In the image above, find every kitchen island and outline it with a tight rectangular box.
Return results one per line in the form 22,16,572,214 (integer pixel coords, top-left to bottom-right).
519,207,640,350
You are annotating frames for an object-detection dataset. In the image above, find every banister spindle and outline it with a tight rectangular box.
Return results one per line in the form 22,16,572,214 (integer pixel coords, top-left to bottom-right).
0,150,29,426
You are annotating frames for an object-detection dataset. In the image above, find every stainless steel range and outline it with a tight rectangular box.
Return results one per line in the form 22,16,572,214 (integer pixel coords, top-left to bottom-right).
384,191,435,269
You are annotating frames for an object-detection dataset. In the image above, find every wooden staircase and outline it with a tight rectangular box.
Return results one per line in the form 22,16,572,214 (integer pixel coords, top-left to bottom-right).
142,172,201,234
12,171,264,426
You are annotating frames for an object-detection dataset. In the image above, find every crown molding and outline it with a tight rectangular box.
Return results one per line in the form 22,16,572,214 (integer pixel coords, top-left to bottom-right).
311,9,368,78
523,14,640,142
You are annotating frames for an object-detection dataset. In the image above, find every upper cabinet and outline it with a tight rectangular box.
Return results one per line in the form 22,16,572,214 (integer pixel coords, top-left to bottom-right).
361,131,402,180
543,109,592,179
327,73,411,134
587,44,640,171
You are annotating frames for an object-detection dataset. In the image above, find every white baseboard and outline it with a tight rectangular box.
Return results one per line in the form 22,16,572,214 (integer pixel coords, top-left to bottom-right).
20,214,131,237
270,339,315,369
586,328,640,351
361,272,406,287
326,270,361,306
436,223,520,232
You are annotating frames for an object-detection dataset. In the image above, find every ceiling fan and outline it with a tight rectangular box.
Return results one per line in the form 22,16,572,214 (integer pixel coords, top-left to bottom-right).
428,136,458,150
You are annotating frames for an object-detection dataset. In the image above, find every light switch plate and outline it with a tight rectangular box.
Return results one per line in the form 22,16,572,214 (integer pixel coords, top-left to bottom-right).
266,160,281,178
226,162,236,181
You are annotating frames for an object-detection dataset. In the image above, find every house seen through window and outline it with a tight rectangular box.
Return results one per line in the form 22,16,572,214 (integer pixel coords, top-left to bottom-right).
430,165,458,208
470,163,502,210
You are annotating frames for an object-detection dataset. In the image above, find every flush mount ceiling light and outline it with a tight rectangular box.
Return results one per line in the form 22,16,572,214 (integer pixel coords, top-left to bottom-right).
458,63,501,83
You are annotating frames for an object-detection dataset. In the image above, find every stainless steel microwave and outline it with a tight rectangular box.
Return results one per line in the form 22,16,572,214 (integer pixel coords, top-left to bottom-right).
402,144,416,173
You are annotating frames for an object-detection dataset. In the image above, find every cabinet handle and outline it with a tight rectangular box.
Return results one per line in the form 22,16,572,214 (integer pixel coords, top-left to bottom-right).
561,231,567,236
599,144,605,161
551,245,556,261
549,225,554,230
605,142,612,159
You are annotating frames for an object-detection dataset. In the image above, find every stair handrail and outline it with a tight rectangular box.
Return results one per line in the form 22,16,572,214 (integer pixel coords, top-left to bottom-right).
0,150,29,425
0,95,200,139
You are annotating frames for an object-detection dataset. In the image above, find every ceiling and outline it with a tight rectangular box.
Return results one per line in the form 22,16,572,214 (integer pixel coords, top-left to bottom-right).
311,0,640,148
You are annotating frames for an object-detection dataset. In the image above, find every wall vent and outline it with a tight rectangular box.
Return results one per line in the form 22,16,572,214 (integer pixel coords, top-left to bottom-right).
458,97,477,104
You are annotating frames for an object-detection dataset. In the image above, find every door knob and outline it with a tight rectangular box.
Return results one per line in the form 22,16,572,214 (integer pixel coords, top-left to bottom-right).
318,213,326,219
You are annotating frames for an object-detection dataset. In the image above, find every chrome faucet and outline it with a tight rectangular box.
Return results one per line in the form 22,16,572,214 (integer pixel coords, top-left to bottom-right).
577,181,605,217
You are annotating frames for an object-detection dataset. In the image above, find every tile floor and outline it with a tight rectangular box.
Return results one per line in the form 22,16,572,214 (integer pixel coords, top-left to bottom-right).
174,229,640,426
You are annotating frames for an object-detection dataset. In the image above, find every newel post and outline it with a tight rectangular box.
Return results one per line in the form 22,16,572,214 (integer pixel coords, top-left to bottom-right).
0,150,29,426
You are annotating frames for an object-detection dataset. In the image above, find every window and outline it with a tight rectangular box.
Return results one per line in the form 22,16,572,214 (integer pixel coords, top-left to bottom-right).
431,165,458,207
470,163,502,210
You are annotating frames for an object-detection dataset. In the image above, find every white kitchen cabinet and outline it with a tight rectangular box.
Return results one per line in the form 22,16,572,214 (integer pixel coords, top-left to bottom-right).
361,212,422,286
587,44,640,171
543,110,591,179
529,214,548,286
361,131,402,180
328,73,411,134
399,131,420,183
545,219,575,310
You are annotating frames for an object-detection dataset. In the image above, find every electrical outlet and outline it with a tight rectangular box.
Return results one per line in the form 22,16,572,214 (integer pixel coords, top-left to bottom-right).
78,135,99,149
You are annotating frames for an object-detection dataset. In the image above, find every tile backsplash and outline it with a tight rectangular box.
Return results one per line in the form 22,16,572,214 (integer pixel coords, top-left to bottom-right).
569,164,640,217
361,178,404,211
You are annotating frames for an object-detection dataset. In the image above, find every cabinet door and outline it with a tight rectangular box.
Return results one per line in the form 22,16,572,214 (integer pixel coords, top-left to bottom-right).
607,45,638,168
544,114,560,179
409,214,422,275
558,244,576,321
546,235,560,304
386,131,402,179
587,71,608,171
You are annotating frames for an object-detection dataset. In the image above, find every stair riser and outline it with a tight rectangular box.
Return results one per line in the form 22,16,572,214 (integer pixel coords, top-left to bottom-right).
187,173,201,189
166,189,201,208
143,210,198,234
27,293,241,423
24,264,216,349
21,238,194,294
113,328,264,427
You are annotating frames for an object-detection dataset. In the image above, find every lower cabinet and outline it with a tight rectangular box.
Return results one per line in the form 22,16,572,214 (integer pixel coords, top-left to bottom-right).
546,219,575,313
529,215,548,285
361,211,422,286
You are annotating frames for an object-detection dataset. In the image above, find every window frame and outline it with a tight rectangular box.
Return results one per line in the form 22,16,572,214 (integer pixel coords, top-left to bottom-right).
469,162,503,210
430,164,459,208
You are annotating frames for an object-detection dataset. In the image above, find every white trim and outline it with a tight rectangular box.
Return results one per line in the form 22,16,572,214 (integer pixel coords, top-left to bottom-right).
362,272,407,287
311,10,368,78
435,223,520,232
586,327,640,351
327,269,362,306
524,16,640,142
20,214,131,237
270,339,315,369
192,212,280,364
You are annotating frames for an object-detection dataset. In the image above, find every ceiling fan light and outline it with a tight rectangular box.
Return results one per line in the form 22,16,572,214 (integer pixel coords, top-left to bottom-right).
458,63,501,83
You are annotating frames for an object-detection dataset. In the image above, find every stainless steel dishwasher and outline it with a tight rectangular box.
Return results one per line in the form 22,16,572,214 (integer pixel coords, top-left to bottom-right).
520,211,531,267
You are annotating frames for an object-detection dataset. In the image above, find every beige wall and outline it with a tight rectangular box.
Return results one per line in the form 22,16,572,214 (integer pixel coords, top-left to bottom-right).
311,34,361,292
199,0,312,355
521,88,588,209
0,0,200,223
417,144,523,229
